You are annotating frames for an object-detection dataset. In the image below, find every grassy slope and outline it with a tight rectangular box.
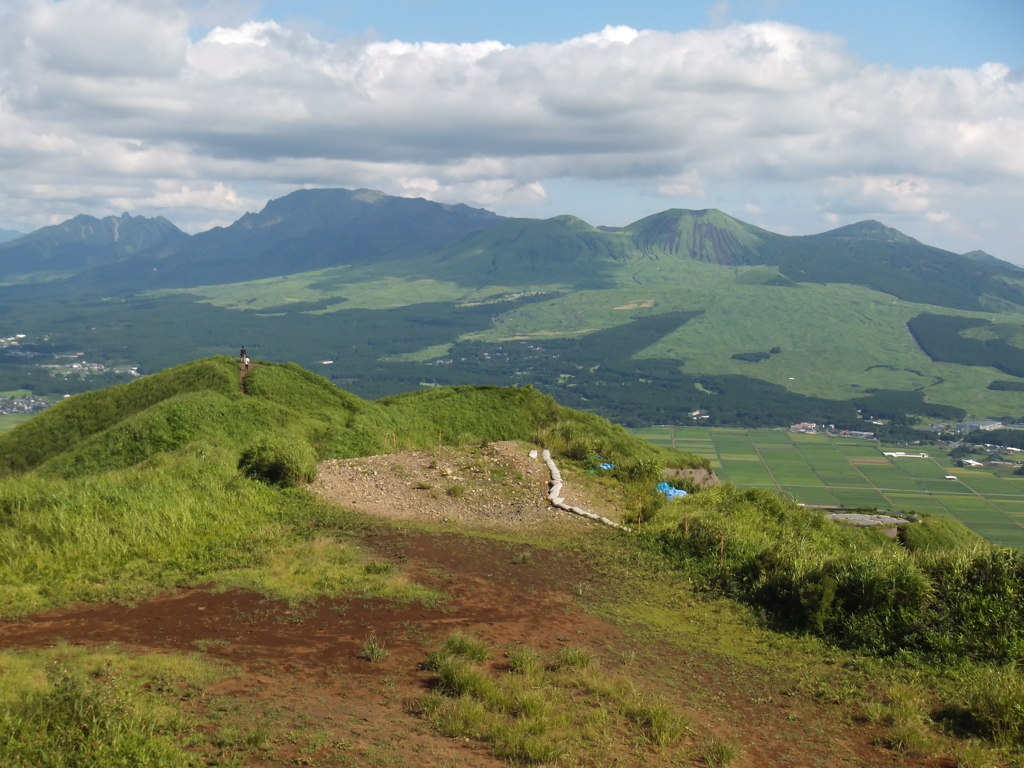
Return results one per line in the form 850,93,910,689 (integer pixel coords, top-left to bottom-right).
148,252,1024,418
466,259,1024,416
0,358,239,474
0,357,701,617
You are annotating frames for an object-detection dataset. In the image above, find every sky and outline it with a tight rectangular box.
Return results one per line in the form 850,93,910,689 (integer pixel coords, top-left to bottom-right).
1,0,1022,262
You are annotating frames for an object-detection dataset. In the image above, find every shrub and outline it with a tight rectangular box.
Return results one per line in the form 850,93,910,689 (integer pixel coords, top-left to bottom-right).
613,457,663,484
644,483,1024,662
238,437,316,487
445,483,467,497
551,647,592,670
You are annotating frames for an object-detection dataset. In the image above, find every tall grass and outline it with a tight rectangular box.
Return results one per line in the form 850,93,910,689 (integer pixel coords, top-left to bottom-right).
0,357,699,617
947,665,1024,747
642,484,1024,662
0,644,234,767
898,513,987,552
0,444,434,617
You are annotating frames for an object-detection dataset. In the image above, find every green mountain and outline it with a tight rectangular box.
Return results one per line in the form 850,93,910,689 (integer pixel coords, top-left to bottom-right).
963,248,1015,267
1,188,1023,427
0,212,186,283
624,208,769,264
760,222,1024,311
430,214,635,289
91,188,503,289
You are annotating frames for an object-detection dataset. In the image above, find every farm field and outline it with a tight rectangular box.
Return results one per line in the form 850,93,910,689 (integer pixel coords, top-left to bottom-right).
634,425,1024,549
0,414,32,433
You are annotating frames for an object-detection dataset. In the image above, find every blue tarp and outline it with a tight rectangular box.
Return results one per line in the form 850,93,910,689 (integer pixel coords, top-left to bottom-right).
657,481,688,499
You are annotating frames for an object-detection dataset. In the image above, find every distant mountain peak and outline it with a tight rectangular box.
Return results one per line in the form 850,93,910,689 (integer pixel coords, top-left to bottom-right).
0,211,187,282
33,212,185,247
814,220,918,243
961,249,1015,268
547,214,595,229
150,187,506,287
625,207,766,266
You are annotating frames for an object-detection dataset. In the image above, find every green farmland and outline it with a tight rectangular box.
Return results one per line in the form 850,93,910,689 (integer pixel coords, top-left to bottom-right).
0,414,33,433
635,425,1024,549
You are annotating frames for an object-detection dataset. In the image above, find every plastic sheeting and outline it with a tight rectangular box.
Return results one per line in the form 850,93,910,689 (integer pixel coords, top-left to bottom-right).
657,481,688,499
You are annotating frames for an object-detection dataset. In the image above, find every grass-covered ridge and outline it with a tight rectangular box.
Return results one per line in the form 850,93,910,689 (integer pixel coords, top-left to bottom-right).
0,357,239,475
0,357,703,617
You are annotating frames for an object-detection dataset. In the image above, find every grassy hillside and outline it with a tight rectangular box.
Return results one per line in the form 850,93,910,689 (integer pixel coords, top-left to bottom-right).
625,208,768,264
0,358,239,474
1,358,1023,763
0,357,701,617
128,250,1024,423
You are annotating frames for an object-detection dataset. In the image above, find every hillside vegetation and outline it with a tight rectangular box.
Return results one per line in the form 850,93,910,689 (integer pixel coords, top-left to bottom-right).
1,359,1024,764
0,357,700,616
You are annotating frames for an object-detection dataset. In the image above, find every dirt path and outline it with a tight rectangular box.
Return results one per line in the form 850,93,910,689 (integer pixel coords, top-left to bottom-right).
240,360,253,393
0,443,952,767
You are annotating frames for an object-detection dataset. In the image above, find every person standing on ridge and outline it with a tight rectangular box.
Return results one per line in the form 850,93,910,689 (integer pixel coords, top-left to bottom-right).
240,347,249,372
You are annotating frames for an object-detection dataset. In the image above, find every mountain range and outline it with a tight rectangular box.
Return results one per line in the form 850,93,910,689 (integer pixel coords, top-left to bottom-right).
1,188,1022,427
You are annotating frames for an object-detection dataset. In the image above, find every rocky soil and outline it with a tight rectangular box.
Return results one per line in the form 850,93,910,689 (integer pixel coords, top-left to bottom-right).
311,440,626,529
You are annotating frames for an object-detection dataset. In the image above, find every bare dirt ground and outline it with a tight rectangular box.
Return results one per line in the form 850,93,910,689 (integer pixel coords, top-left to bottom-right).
0,442,953,767
312,441,626,528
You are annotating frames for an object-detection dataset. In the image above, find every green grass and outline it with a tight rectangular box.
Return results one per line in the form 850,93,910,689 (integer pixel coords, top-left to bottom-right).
0,644,234,768
634,426,1024,548
416,634,690,764
2,358,1022,763
0,449,438,617
357,634,390,662
0,357,707,618
0,414,34,433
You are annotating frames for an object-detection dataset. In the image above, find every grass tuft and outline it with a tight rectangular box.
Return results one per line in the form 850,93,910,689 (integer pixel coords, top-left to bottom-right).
357,634,390,662
702,735,741,767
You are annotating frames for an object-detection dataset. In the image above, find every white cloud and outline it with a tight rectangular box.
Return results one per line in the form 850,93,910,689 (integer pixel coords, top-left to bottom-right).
26,0,188,77
0,1,1022,259
819,175,936,215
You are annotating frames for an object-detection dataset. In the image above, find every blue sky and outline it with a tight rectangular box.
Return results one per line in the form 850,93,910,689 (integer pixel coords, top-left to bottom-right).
1,0,1022,261
259,0,1023,68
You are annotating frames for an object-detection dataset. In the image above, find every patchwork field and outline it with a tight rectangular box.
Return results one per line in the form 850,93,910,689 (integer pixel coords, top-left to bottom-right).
0,414,32,433
634,425,1024,549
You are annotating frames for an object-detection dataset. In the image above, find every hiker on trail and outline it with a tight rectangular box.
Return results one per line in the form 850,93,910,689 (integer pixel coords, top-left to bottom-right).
240,347,249,372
